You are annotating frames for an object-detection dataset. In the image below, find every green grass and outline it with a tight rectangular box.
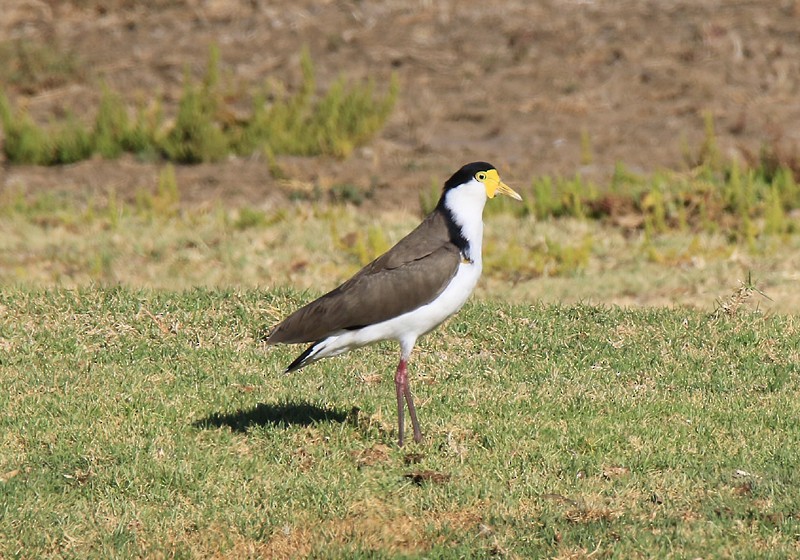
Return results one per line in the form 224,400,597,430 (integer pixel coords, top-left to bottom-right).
1,288,799,558
478,115,800,248
0,47,398,165
481,162,800,246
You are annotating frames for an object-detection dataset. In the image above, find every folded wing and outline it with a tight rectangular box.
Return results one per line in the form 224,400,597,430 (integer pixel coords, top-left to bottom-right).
267,212,460,344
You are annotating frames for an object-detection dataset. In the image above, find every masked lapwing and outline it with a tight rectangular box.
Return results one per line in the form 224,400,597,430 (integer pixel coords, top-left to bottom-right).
267,162,522,446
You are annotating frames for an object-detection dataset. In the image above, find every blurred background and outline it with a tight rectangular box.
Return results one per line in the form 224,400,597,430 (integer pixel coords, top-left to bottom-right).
1,0,799,311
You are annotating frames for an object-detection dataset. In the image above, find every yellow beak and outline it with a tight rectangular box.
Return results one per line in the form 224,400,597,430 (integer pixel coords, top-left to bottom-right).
493,180,523,201
484,169,523,201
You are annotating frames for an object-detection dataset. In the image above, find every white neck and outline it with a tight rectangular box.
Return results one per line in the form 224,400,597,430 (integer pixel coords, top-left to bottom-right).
443,179,487,264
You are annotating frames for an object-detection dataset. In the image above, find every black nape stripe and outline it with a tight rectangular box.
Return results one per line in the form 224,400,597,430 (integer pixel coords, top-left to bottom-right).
440,205,469,254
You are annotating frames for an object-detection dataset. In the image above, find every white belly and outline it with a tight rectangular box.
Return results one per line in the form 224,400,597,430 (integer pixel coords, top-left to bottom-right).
312,260,482,360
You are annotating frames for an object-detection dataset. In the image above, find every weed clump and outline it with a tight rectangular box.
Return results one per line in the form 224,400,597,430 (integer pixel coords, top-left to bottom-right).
93,85,159,159
0,46,398,165
0,92,51,164
231,50,398,159
161,75,228,163
711,273,771,319
475,116,800,245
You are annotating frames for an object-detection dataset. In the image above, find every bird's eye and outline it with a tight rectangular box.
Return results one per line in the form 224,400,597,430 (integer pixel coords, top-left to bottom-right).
475,172,487,181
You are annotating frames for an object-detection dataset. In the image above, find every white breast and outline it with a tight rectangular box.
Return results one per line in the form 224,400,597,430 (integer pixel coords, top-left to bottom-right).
386,259,482,339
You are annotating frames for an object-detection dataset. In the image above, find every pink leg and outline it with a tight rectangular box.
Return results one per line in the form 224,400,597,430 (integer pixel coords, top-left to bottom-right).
395,359,406,447
394,358,422,446
406,381,423,444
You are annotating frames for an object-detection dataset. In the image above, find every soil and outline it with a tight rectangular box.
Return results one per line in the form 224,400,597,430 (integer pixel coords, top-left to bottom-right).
2,0,800,212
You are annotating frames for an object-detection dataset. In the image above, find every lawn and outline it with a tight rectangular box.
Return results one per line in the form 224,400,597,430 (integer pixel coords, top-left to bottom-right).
3,3,800,556
2,288,799,558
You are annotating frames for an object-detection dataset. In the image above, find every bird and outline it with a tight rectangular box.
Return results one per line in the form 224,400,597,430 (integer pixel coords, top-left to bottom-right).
266,162,522,446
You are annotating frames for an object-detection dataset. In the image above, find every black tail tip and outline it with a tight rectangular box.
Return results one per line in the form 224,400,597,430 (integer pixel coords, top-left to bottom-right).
284,343,317,373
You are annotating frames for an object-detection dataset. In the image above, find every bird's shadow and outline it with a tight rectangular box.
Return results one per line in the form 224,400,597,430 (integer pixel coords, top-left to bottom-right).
193,401,350,433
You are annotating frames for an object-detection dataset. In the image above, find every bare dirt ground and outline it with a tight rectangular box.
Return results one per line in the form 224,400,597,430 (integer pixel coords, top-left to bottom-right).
2,0,800,211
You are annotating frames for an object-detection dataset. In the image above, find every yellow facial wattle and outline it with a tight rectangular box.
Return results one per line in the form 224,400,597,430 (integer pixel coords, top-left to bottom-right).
477,169,523,201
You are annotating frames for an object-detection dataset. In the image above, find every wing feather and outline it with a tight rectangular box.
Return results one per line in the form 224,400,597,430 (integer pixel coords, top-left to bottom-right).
267,211,460,344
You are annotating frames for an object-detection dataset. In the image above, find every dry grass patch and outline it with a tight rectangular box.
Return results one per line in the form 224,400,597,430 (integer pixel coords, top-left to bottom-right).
263,502,486,558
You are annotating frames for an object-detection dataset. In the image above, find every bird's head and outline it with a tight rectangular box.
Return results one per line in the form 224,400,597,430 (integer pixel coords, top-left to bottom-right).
438,162,522,217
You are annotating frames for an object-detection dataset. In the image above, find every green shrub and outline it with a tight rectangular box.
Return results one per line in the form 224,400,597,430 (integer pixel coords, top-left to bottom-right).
160,77,228,163
0,92,51,164
231,50,399,159
52,114,93,164
0,46,398,165
94,85,132,159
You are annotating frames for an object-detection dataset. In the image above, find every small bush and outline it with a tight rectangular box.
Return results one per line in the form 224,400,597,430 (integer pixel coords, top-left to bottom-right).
0,92,51,164
161,77,228,164
94,85,133,159
231,50,399,159
52,114,93,164
0,46,397,166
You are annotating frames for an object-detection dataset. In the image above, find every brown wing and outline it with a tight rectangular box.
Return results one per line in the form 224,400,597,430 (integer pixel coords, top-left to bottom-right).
267,211,460,344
